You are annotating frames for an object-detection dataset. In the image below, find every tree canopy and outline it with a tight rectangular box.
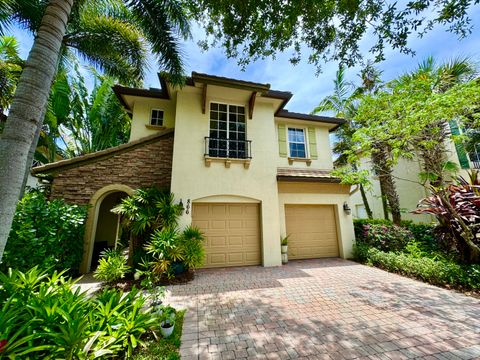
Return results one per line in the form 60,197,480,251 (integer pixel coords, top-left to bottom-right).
186,0,479,70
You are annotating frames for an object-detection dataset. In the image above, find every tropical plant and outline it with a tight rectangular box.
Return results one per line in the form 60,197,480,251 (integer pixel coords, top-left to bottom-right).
38,66,132,164
146,228,184,275
0,0,190,264
280,235,289,246
112,187,183,265
0,267,164,359
159,305,176,328
1,188,87,274
143,226,205,279
413,171,480,263
178,226,205,270
0,35,23,124
312,64,386,220
393,57,477,186
94,248,131,284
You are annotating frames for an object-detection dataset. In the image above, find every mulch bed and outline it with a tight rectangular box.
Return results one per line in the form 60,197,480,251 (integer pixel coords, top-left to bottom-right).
110,269,195,292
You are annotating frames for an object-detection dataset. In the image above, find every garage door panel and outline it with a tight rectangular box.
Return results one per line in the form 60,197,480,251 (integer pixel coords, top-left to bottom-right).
192,203,261,268
285,205,339,260
209,236,227,247
228,236,243,246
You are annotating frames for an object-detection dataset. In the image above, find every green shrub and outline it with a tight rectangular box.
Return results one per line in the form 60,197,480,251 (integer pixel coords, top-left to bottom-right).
353,243,480,291
94,249,130,283
354,219,437,253
361,223,413,252
353,218,393,241
179,226,205,270
0,267,162,359
1,188,87,275
144,226,205,279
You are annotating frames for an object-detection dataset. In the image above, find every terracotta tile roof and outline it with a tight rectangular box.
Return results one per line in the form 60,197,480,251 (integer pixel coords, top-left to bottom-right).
277,167,341,183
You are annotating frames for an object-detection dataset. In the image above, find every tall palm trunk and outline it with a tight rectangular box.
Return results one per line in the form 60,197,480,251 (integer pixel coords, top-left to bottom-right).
372,147,402,225
0,0,74,262
359,184,373,219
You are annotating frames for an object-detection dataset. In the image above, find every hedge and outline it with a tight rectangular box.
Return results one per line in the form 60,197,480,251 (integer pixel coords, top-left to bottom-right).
1,189,87,275
353,243,480,291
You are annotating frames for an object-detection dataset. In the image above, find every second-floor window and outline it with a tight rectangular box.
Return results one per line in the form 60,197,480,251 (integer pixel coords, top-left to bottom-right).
288,127,307,158
150,109,164,126
209,103,246,158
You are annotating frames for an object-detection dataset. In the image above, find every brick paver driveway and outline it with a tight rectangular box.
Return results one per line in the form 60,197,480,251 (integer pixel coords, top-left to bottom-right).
165,259,480,360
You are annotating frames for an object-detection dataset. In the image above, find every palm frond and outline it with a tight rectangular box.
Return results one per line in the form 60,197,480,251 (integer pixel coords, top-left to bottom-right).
0,0,13,35
64,12,148,84
126,0,190,85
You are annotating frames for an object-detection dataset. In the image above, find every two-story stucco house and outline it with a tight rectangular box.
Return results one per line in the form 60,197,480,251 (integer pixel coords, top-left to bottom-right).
32,72,355,273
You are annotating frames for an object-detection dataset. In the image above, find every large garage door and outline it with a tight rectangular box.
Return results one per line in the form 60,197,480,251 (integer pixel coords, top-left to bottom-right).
192,203,261,268
285,205,339,259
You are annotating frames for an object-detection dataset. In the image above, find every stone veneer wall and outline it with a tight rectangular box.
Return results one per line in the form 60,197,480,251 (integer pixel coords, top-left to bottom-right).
49,133,174,205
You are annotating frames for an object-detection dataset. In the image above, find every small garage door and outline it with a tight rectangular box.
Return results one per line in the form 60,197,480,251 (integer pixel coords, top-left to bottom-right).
285,204,339,259
192,203,261,268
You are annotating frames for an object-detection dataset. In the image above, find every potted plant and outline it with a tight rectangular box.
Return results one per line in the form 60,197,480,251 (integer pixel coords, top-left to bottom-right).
280,235,289,264
159,306,176,338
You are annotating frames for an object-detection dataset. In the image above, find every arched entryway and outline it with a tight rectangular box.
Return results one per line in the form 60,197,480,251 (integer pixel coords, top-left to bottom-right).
80,184,134,273
90,192,128,270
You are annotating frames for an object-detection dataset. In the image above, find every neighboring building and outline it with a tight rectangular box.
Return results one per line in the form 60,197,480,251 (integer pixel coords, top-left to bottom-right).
350,123,479,223
32,72,355,273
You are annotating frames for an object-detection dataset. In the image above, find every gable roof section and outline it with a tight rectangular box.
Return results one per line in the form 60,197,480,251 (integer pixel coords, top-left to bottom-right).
190,72,271,93
113,71,345,131
277,167,341,183
32,128,174,175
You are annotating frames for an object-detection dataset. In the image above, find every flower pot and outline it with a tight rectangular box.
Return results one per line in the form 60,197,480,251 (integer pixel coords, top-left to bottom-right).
160,321,175,338
281,245,288,254
171,262,186,275
281,252,288,264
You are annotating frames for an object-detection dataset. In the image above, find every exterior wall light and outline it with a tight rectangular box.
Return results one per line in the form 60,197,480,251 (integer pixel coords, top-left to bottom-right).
178,199,191,215
343,202,352,215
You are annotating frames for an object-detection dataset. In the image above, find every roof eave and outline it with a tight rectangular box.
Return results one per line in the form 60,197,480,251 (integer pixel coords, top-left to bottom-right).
32,129,174,175
191,71,271,93
276,175,342,183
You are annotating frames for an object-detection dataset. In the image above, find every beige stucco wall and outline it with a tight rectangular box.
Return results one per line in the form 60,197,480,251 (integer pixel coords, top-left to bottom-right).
275,119,334,169
129,96,176,141
278,182,355,259
170,86,282,266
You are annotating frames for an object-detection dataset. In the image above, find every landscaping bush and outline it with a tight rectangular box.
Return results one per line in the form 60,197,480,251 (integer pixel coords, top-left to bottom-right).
353,218,393,241
94,248,131,284
353,243,480,291
360,223,414,252
0,267,163,359
1,188,87,275
113,187,206,281
145,226,205,279
354,218,437,252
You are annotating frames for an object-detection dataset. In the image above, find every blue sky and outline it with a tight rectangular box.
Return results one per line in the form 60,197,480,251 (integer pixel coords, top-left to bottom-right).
11,6,480,115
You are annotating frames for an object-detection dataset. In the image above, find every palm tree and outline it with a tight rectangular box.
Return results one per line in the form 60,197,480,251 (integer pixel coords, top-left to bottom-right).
312,65,374,219
0,0,190,262
356,63,399,222
396,56,477,186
